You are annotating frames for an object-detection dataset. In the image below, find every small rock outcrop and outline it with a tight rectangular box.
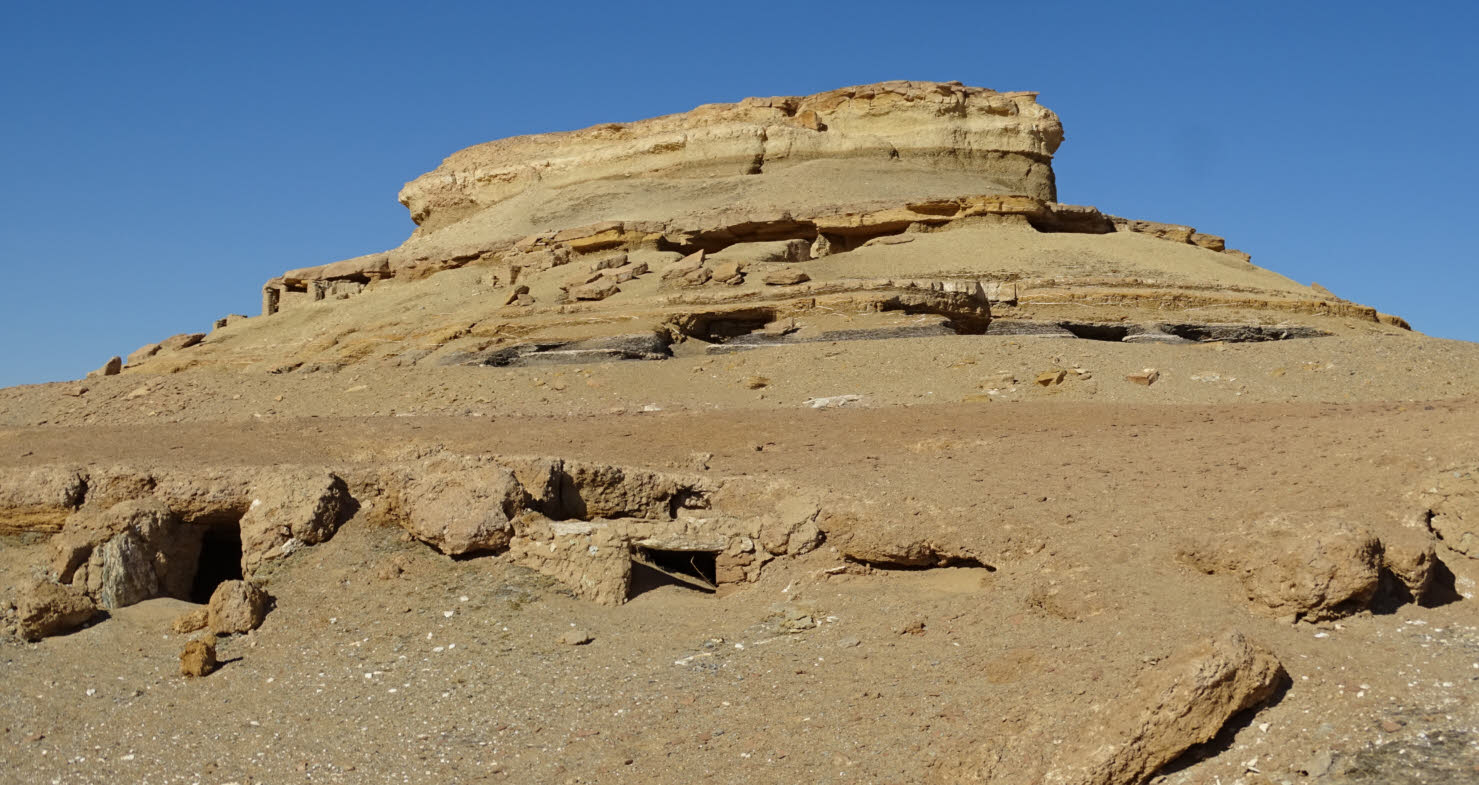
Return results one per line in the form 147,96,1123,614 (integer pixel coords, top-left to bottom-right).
1416,465,1479,557
1043,631,1286,785
1177,514,1441,621
938,631,1286,785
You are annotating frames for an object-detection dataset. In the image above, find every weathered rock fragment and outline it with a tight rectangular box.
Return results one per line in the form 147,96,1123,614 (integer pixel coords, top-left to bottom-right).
15,581,97,641
87,356,122,378
180,634,218,677
207,580,270,635
936,631,1285,785
1041,631,1285,785
171,606,208,634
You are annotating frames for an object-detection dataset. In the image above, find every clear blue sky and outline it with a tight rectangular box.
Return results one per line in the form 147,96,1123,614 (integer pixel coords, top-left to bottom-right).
3,1,1475,387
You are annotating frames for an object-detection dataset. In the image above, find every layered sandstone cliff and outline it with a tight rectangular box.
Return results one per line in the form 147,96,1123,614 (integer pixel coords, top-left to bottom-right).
397,81,1064,233
118,81,1409,376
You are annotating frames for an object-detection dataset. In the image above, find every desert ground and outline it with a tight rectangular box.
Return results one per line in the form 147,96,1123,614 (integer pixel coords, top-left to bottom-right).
3,332,1479,784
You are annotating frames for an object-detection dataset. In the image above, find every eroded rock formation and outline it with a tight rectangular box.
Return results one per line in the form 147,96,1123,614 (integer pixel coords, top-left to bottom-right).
102,81,1408,379
397,81,1064,232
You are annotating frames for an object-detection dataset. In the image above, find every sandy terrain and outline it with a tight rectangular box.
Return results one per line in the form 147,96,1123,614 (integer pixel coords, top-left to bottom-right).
3,343,1479,782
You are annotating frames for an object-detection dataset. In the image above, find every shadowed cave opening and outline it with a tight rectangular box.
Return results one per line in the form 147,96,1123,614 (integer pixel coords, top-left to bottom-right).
190,519,244,603
628,547,718,599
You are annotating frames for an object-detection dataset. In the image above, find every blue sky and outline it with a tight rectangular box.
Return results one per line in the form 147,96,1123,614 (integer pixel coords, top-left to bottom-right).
2,1,1475,387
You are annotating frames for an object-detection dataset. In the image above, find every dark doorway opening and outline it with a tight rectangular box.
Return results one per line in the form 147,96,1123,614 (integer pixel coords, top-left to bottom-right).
628,547,718,599
191,521,244,603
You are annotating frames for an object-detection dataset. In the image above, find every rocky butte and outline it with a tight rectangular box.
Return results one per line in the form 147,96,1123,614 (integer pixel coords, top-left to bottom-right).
2,82,1478,784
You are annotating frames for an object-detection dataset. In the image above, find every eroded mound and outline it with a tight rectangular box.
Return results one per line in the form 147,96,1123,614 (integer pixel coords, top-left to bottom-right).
101,81,1409,381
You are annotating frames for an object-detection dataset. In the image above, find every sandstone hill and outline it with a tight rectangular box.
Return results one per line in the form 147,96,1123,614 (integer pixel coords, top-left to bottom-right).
3,82,1478,785
109,80,1405,379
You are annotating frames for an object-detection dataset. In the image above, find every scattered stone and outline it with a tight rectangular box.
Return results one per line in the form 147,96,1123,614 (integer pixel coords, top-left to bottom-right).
677,267,712,287
762,268,810,286
569,281,620,301
559,629,594,646
744,376,770,390
590,253,628,272
501,284,530,305
1298,750,1335,777
710,261,745,285
180,634,218,678
171,607,208,634
1126,368,1159,386
804,394,863,409
837,636,862,648
1035,369,1067,386
660,250,706,280
15,581,97,641
810,234,833,258
207,580,271,635
894,618,926,636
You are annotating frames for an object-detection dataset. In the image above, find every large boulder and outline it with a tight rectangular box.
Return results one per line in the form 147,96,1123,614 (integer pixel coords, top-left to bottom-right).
238,471,352,573
1178,513,1440,621
401,468,526,555
1042,631,1285,785
53,500,199,609
207,580,271,634
15,580,98,641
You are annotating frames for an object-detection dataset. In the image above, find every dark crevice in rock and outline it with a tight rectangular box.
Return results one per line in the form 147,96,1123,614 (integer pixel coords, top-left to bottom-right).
629,546,718,598
846,555,996,571
459,333,673,367
189,519,244,603
989,320,1329,343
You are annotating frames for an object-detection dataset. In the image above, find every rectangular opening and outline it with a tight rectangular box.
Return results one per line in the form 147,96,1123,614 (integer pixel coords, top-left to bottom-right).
628,547,718,599
190,518,244,603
